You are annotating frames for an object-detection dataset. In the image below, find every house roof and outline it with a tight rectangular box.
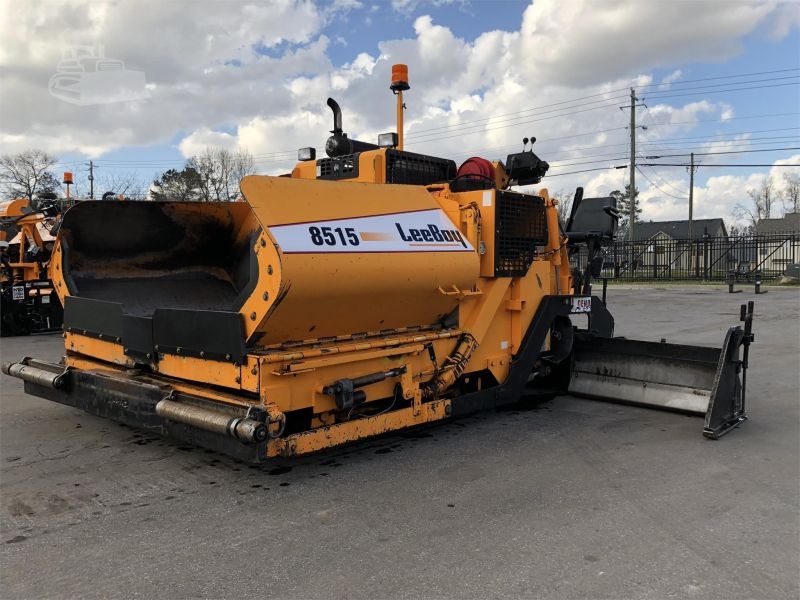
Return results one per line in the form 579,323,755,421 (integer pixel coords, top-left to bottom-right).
631,218,727,241
756,212,800,234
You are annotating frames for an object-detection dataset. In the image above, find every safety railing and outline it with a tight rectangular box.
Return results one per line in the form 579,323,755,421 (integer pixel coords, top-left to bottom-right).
571,232,800,282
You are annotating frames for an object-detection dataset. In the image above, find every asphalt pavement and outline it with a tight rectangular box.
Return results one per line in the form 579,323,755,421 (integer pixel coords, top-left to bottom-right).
1,286,798,599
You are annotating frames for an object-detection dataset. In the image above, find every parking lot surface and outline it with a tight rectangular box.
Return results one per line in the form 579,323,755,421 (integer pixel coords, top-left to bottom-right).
1,287,798,599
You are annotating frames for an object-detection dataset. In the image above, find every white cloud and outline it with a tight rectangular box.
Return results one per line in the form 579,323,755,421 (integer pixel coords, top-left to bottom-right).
635,155,800,226
771,154,800,198
659,70,683,89
237,110,331,174
767,1,800,41
390,0,462,15
720,104,735,121
1,0,796,230
642,101,720,134
178,128,238,157
0,0,331,156
515,0,775,87
582,169,631,198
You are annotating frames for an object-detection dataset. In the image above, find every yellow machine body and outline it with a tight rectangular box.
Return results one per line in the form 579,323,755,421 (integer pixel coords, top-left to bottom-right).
1,198,63,336
241,176,480,343
35,144,574,459
0,199,56,284
4,76,751,457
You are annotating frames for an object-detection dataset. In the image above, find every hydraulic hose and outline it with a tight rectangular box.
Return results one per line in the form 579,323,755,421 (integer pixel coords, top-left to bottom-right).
421,333,478,399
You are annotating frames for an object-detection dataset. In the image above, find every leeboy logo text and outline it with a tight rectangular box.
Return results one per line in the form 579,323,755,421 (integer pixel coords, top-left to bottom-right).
394,223,467,248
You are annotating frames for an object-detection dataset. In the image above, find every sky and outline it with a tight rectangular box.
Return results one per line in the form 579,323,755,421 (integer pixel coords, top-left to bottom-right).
1,0,799,226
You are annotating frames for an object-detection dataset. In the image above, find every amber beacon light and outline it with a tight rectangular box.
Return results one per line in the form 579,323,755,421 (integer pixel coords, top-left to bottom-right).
391,64,410,150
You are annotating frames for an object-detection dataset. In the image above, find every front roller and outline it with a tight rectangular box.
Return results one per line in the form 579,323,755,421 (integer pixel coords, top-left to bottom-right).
568,301,754,439
0,359,272,462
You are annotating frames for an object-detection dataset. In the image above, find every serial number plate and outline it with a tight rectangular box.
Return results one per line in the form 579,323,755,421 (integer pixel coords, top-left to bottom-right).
570,297,592,313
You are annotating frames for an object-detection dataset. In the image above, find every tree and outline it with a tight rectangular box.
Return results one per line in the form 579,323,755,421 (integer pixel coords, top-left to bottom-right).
551,189,573,226
728,223,754,238
152,148,255,202
610,184,641,238
193,147,255,202
151,166,203,201
0,150,61,203
97,172,148,200
734,176,774,228
781,172,799,214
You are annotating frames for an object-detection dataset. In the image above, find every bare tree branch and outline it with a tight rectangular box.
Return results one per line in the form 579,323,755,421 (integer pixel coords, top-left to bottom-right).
551,189,573,226
97,172,148,199
781,172,799,214
193,147,256,201
734,176,775,228
0,150,60,202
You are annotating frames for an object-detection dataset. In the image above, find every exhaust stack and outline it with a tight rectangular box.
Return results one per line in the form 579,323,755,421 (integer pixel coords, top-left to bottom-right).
325,98,380,157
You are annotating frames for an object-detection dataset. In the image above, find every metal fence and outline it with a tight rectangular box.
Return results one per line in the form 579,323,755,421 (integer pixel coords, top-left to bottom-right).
572,232,800,282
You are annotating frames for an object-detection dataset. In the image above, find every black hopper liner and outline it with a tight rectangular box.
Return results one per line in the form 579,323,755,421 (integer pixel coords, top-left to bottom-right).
64,296,246,364
59,201,257,364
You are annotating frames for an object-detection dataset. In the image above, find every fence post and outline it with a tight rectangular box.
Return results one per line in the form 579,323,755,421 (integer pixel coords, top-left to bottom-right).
652,244,657,279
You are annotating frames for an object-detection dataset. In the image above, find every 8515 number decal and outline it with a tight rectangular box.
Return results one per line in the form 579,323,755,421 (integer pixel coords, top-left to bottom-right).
309,226,360,247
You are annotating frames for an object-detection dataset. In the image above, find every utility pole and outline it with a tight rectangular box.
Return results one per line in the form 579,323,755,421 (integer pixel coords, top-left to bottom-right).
687,152,697,241
619,88,645,241
629,88,636,242
687,152,700,273
88,160,94,200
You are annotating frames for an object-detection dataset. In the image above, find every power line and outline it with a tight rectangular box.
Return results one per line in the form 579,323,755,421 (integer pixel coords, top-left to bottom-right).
47,80,800,173
80,110,800,170
634,67,800,90
640,134,800,148
637,98,799,161
498,130,800,162
97,142,799,173
641,163,799,167
407,83,798,144
644,146,800,158
402,81,708,141
404,93,629,140
643,80,798,101
638,140,800,158
645,111,800,129
64,138,800,173
635,166,686,199
641,127,800,144
549,155,629,168
448,126,630,161
645,75,799,98
407,100,625,145
450,112,800,163
414,71,800,142
637,161,689,196
544,166,615,178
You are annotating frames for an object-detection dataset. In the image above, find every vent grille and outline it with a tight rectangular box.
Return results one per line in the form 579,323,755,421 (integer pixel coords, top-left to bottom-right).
495,192,548,277
385,149,456,185
317,155,359,180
